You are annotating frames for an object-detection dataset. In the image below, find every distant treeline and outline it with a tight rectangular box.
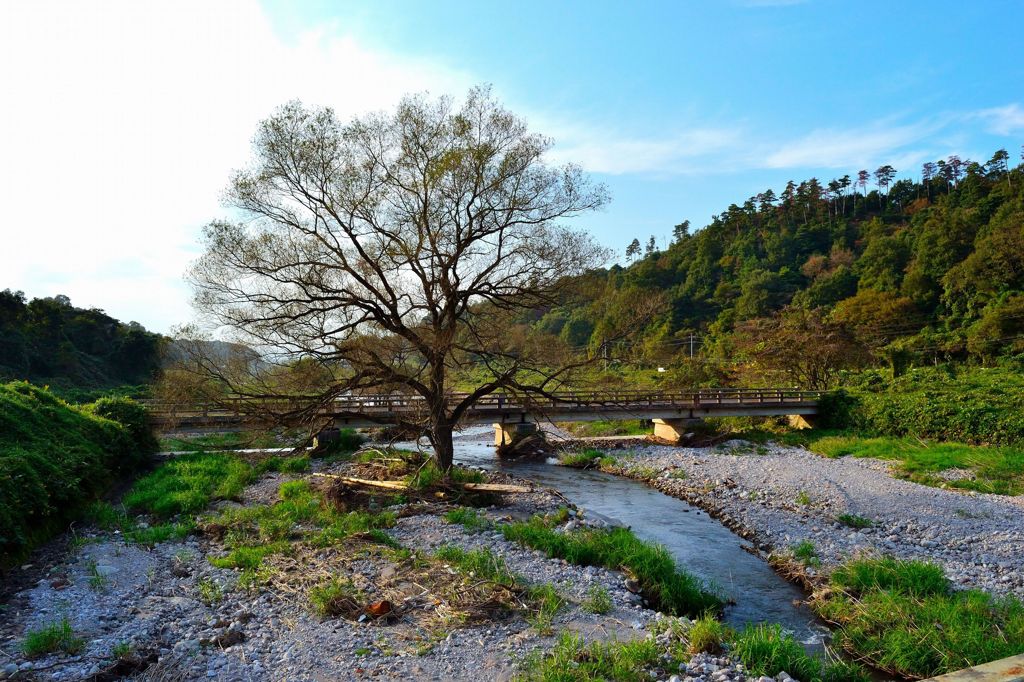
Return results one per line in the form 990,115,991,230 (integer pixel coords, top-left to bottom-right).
533,148,1024,377
0,290,163,397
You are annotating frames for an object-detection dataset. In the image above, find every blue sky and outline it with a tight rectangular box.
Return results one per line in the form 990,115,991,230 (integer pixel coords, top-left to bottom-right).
1,0,1022,332
265,1,1024,246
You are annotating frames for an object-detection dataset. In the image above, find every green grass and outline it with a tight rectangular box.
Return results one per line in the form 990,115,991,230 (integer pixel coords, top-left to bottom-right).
731,624,868,682
444,507,492,532
817,557,1024,679
206,479,395,573
687,615,729,654
558,420,651,438
794,491,812,506
435,545,565,632
792,540,820,567
123,452,255,518
158,431,282,452
558,449,619,470
85,501,194,547
835,513,873,529
22,618,86,658
807,433,1024,495
500,515,722,617
309,576,364,618
582,585,613,615
516,629,664,681
0,381,150,563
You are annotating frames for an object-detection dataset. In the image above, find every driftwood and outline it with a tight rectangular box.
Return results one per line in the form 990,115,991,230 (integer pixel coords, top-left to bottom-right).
311,472,531,493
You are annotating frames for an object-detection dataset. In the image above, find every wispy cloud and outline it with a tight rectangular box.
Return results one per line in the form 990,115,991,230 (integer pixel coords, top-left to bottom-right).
759,120,943,169
548,125,743,175
974,104,1024,135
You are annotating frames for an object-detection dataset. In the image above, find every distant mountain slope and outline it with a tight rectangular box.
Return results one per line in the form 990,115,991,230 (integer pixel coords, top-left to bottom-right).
0,290,163,392
539,150,1024,366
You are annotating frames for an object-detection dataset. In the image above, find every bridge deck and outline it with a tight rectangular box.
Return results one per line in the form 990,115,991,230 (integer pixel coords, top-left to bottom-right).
147,388,821,429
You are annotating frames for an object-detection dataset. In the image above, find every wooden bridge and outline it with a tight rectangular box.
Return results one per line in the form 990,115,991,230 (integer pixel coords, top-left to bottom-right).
147,388,822,444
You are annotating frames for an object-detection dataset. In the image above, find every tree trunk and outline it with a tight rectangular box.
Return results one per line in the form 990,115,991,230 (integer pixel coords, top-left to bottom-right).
429,420,455,472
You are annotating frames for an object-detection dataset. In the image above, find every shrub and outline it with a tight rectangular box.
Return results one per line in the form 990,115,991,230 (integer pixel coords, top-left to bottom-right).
86,396,158,456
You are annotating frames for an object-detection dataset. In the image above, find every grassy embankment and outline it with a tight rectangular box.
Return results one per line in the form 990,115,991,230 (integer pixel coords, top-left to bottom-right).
708,365,1024,495
0,382,155,563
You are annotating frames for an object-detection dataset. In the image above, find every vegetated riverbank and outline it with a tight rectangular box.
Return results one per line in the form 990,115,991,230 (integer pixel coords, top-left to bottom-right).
4,440,841,682
565,438,1024,678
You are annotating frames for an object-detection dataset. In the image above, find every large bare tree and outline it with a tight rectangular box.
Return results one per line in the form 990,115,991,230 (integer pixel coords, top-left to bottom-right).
187,86,610,469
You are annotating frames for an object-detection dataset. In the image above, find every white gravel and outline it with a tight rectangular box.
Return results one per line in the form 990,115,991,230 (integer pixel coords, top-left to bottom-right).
609,441,1024,595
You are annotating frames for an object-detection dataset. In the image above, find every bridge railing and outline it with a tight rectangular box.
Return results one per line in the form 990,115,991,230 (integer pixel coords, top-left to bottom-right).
144,388,822,422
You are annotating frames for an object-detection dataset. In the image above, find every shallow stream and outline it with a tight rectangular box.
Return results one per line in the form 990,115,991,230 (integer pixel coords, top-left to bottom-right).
438,428,830,647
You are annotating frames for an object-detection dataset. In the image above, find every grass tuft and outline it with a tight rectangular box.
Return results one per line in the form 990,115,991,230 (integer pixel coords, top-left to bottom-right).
688,615,729,654
22,618,85,658
732,623,869,682
792,540,821,567
582,585,613,615
835,513,873,529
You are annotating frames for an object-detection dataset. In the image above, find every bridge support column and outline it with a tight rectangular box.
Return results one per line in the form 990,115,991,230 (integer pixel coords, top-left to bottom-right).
787,414,818,430
494,421,537,446
652,418,701,443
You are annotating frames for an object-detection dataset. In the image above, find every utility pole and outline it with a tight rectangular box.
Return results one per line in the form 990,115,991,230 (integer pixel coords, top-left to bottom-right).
689,334,694,359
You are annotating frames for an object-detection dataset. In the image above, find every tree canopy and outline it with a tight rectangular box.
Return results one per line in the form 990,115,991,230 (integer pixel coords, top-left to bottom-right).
186,86,611,468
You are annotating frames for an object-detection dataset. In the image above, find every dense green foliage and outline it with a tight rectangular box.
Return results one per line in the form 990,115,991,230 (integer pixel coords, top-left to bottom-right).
534,152,1024,376
0,382,149,561
0,290,163,392
818,557,1024,679
501,514,723,617
824,364,1024,444
87,396,159,455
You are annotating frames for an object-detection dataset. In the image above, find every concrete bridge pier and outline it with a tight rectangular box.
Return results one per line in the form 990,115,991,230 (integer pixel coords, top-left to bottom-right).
652,418,703,443
494,421,538,446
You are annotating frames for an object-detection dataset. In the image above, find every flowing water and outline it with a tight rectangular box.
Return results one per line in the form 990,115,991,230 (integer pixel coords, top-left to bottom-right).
430,428,831,647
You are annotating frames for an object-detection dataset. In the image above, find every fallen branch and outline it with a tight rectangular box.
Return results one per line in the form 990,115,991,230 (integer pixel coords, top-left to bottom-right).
311,473,531,493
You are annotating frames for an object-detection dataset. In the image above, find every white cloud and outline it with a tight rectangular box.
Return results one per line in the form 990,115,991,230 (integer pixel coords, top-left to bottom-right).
759,123,937,170
974,104,1024,136
548,125,742,175
0,0,471,332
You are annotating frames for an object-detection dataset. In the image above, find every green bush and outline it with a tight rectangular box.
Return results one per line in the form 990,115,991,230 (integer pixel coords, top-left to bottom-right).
828,365,1024,445
0,382,141,562
87,396,158,456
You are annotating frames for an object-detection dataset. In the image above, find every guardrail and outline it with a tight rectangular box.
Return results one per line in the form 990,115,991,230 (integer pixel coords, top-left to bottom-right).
144,388,822,423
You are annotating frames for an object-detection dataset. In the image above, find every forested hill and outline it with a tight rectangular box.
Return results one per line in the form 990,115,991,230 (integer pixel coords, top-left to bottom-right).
538,149,1024,371
0,290,163,397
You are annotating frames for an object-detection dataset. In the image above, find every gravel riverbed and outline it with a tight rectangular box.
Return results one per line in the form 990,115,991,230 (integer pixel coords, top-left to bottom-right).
0,461,663,681
606,440,1024,596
